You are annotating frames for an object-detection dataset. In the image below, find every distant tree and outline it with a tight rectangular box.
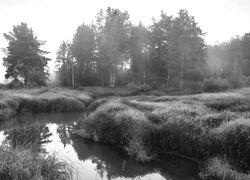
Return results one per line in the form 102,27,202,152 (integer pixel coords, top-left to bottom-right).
241,33,250,76
149,10,206,89
206,44,227,75
150,12,173,87
129,22,151,85
226,37,242,82
3,22,50,86
72,23,96,86
56,41,75,87
100,7,132,87
172,9,206,89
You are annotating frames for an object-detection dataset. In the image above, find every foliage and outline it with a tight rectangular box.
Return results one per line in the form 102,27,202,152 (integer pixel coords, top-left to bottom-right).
202,77,231,92
3,22,50,86
56,41,75,87
54,8,206,91
207,32,250,89
7,79,24,89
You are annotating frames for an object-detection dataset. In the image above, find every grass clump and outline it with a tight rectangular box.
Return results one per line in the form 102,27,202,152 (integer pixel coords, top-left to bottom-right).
208,118,250,168
79,100,155,162
0,145,72,180
205,98,250,112
200,157,250,180
202,77,231,92
202,111,236,128
157,117,206,157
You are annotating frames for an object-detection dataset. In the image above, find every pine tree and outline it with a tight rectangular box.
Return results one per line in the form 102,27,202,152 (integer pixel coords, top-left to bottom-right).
3,22,50,86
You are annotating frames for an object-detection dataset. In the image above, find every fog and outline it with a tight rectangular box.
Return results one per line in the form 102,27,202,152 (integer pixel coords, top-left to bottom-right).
1,0,250,83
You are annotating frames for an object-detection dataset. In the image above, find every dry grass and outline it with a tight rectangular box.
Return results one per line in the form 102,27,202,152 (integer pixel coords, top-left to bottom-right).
0,87,93,121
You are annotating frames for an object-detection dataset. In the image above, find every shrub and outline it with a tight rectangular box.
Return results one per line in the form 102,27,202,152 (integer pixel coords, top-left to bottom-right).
138,83,152,92
202,77,231,92
126,82,139,90
184,80,203,92
242,76,250,87
0,84,7,89
228,76,246,89
7,79,24,89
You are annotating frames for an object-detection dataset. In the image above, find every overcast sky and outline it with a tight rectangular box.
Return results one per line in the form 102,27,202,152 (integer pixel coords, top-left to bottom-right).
1,0,250,83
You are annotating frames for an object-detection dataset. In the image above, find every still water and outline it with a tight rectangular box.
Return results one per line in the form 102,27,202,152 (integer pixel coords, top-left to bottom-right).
0,113,200,180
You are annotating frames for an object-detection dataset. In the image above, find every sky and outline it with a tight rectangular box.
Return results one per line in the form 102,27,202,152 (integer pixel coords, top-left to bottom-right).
0,0,250,83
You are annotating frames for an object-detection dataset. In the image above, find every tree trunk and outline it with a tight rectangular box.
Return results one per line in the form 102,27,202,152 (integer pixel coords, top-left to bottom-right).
110,72,113,88
143,71,146,85
71,63,74,87
167,67,170,88
180,63,184,90
24,69,30,87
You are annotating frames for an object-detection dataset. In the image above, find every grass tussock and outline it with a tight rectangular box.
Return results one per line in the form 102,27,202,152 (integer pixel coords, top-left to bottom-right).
0,145,72,180
81,100,155,162
209,118,250,168
200,157,250,180
205,98,250,112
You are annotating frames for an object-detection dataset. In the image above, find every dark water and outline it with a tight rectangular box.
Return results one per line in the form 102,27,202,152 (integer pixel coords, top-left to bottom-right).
0,113,200,180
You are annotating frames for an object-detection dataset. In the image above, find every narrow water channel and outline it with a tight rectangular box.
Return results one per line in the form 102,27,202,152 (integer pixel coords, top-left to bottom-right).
0,113,200,180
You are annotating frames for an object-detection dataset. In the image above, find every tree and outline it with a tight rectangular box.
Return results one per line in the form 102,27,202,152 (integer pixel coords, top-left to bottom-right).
170,9,206,89
3,22,50,86
149,10,206,89
149,12,173,87
56,41,75,87
129,22,151,85
100,7,132,87
241,33,250,76
72,23,96,86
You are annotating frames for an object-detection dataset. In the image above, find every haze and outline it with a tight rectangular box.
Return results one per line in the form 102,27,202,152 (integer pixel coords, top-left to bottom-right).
1,0,250,83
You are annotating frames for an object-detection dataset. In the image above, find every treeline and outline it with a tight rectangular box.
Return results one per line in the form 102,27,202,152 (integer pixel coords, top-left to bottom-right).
207,34,250,89
56,7,207,90
3,7,250,91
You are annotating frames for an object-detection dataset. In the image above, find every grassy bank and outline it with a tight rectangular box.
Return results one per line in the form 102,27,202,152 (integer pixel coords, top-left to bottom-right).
76,88,250,179
0,87,93,121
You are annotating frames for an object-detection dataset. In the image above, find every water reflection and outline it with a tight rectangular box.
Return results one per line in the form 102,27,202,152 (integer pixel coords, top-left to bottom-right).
0,113,200,180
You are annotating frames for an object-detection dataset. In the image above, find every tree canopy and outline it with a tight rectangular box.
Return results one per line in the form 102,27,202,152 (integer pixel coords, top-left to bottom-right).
3,22,50,86
56,7,207,90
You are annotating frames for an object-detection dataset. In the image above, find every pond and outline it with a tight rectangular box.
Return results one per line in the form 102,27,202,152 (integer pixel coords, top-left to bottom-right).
0,113,200,180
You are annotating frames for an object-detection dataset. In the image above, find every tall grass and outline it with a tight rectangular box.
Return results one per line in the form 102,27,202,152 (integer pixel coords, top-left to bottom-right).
200,157,250,180
0,87,94,121
76,89,250,177
81,100,155,162
208,118,250,168
0,145,72,180
205,98,250,112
